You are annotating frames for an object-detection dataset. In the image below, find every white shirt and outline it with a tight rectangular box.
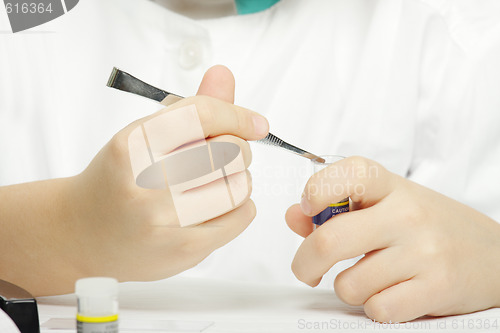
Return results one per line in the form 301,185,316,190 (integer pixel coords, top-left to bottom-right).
1,0,500,288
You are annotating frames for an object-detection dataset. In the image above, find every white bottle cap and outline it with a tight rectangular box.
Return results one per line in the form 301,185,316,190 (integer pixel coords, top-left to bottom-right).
75,277,118,318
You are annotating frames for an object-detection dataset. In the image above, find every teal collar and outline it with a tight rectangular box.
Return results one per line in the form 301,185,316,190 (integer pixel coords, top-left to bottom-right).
235,0,280,15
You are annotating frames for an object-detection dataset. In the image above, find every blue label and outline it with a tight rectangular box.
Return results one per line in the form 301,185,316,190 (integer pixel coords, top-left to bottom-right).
312,199,349,226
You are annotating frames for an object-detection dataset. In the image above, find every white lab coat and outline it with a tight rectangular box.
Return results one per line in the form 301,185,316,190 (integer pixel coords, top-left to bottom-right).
1,0,500,289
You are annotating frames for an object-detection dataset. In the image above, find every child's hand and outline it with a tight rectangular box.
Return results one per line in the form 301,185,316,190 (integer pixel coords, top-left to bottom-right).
0,66,269,296
71,66,268,284
286,156,500,322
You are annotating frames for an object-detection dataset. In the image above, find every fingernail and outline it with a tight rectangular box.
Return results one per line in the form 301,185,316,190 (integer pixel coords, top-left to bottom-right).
252,115,269,137
300,195,312,215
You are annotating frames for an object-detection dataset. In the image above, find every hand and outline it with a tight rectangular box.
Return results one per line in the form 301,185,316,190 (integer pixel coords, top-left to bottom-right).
71,66,269,282
286,156,500,322
0,65,269,296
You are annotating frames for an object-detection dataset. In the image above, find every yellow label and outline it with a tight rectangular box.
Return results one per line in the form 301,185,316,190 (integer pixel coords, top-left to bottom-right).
328,200,349,207
76,314,119,323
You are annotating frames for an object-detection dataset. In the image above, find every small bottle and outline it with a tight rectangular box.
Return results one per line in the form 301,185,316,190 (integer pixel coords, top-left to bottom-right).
311,155,350,228
75,277,119,333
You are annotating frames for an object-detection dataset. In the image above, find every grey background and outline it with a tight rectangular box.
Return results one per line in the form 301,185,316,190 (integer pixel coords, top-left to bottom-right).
64,0,78,11
5,0,71,33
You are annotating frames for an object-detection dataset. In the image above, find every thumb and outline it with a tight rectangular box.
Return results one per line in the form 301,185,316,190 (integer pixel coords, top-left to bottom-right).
197,65,235,103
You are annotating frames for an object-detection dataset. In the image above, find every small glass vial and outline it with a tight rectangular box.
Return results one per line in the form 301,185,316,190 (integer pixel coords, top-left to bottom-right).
311,155,349,227
75,277,119,333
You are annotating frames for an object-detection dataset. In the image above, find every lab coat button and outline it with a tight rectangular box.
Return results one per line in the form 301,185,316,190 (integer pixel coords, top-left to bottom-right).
178,40,202,70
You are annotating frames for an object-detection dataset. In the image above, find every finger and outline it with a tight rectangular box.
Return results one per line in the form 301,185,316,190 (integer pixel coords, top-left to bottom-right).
168,170,252,227
364,278,431,323
285,204,313,238
300,156,396,216
181,96,269,140
197,65,235,103
334,247,418,306
206,135,251,169
126,100,266,180
123,66,266,167
157,199,256,266
291,204,395,287
194,199,256,250
140,96,268,146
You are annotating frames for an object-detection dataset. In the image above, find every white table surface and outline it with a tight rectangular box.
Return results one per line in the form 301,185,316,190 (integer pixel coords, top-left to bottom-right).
37,276,500,333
